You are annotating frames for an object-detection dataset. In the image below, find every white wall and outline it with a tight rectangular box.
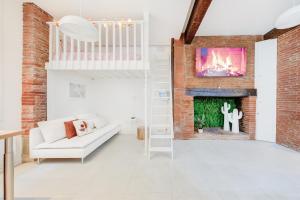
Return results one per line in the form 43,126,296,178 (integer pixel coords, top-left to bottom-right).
47,71,145,134
90,78,145,134
47,71,94,119
0,0,23,169
255,39,277,143
47,46,170,134
0,0,4,123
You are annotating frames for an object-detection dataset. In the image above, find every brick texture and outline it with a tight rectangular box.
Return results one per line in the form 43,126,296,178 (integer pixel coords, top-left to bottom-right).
240,96,256,140
22,3,52,161
174,36,262,139
277,26,300,151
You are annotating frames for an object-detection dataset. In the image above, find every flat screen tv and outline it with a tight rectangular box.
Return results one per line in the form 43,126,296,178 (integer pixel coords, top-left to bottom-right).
195,47,247,77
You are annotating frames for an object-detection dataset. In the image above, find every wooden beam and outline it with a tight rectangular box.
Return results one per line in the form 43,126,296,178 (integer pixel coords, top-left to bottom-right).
185,88,257,97
183,0,212,44
264,26,299,40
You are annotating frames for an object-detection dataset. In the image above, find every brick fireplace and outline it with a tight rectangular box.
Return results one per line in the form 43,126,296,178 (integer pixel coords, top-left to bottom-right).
173,36,262,139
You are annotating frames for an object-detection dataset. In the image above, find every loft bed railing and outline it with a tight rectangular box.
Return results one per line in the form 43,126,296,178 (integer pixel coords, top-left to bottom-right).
46,13,149,70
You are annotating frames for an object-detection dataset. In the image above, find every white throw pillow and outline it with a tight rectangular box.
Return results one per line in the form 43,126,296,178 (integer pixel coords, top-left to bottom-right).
38,117,74,143
73,119,95,136
91,117,108,129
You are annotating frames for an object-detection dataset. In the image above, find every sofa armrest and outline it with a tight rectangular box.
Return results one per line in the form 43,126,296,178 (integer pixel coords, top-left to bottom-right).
29,128,44,158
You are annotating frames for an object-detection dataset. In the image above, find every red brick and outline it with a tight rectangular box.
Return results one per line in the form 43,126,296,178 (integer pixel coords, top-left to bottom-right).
22,3,53,135
173,36,262,139
277,26,300,151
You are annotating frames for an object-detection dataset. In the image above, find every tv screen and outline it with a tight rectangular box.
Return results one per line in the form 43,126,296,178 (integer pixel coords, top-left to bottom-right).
195,47,246,77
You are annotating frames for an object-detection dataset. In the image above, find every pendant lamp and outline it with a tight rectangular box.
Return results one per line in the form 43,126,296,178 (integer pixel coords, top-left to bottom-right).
59,0,98,42
275,3,300,29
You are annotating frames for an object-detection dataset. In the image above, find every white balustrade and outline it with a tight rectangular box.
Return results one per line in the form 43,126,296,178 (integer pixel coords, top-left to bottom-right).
47,16,149,70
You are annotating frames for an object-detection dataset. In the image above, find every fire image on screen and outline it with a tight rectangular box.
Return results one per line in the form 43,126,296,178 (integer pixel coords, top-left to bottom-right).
195,48,246,77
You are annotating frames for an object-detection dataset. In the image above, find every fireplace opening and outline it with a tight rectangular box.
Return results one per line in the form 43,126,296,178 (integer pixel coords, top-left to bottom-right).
194,96,248,139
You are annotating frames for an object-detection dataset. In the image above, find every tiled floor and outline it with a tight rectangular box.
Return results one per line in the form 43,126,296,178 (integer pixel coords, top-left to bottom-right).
1,134,300,200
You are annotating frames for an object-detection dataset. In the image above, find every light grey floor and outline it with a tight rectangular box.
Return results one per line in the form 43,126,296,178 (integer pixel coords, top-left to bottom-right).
1,134,300,200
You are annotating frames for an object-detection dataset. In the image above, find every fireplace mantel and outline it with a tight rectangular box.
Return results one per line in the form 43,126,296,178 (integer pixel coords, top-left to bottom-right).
185,88,257,97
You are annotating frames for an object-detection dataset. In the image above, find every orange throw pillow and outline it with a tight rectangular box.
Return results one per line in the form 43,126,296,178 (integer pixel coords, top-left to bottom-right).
64,120,77,139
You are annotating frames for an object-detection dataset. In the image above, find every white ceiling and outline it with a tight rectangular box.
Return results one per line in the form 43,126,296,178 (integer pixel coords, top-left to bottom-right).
23,0,192,45
197,0,300,36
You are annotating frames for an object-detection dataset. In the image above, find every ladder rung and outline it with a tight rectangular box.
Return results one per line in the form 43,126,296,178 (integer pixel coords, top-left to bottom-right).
152,113,170,116
151,124,170,128
150,135,173,139
152,105,170,108
151,68,169,71
152,97,170,100
153,75,169,78
149,147,172,152
156,81,168,84
152,89,169,92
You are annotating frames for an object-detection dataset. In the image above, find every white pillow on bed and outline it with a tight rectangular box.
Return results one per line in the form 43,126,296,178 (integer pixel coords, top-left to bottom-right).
38,117,75,143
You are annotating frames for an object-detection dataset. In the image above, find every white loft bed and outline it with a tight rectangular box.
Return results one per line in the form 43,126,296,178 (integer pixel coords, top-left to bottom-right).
46,13,150,153
46,14,149,71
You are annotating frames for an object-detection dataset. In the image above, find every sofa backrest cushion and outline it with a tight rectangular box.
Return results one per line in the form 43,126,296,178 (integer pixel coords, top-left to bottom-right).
76,113,108,129
38,117,75,143
92,117,108,129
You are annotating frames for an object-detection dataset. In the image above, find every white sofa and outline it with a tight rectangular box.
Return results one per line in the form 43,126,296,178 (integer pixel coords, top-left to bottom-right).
29,115,120,163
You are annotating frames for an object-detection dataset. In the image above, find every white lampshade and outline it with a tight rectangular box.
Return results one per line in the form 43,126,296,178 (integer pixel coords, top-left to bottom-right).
275,4,300,29
59,15,98,42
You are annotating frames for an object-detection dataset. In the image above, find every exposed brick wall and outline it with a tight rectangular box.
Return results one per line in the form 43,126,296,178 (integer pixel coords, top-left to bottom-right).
173,39,195,139
174,36,262,139
22,3,52,161
185,36,262,88
240,96,256,140
277,26,300,151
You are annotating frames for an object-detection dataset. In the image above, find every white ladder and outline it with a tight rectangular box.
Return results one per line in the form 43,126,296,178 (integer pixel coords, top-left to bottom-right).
148,59,174,159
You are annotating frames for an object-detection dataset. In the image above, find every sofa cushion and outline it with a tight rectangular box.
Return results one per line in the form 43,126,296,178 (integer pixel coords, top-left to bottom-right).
38,117,75,143
64,120,77,139
91,117,108,129
35,123,119,149
73,119,95,136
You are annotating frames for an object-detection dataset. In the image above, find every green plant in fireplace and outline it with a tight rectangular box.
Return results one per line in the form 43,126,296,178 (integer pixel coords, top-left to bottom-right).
194,97,237,128
195,114,206,133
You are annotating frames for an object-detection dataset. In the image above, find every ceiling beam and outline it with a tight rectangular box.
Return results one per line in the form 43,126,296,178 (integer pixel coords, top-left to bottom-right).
264,26,299,40
183,0,212,44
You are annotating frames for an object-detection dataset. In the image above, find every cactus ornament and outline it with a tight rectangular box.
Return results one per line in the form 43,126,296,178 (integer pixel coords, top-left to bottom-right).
228,109,243,133
221,102,231,131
